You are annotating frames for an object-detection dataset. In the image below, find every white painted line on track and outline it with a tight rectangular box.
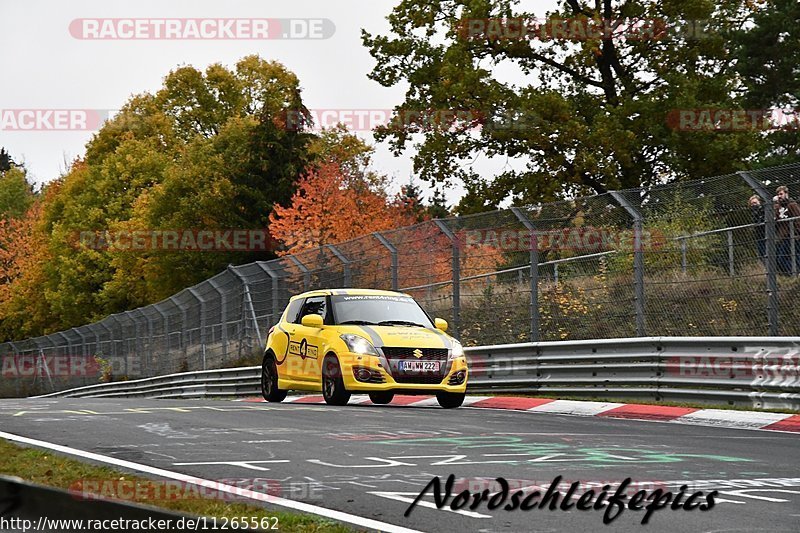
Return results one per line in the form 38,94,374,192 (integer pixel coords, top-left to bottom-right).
0,430,424,533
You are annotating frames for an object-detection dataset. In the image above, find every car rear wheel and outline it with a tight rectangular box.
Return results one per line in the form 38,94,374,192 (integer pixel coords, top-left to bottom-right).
368,392,394,405
261,354,287,402
322,355,351,406
436,391,465,409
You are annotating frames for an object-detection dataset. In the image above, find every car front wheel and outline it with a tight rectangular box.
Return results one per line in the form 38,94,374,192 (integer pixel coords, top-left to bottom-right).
436,391,465,409
261,354,287,402
322,355,351,406
368,392,394,405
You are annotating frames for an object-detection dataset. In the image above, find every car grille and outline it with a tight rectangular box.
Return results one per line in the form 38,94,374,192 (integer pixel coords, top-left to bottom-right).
381,347,448,360
382,347,448,384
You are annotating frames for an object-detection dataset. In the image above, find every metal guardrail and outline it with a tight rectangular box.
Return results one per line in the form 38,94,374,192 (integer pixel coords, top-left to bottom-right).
36,337,800,411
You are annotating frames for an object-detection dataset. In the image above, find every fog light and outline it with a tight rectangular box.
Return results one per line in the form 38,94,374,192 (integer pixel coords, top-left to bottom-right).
354,367,372,382
449,370,466,385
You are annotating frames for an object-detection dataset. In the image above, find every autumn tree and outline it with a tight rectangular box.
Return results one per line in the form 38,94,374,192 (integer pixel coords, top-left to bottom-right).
363,0,765,212
269,161,417,255
0,165,35,220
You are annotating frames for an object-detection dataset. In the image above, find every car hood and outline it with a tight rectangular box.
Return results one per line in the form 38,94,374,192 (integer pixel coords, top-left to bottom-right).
336,325,454,349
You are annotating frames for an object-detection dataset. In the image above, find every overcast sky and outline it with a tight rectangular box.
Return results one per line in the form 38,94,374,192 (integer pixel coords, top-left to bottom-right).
0,0,557,206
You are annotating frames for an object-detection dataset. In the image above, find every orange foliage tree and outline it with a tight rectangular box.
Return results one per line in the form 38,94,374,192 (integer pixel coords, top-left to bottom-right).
0,197,53,339
269,162,417,255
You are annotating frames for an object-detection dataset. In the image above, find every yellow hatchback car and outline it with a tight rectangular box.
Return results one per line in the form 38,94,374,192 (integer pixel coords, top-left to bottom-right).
260,288,468,408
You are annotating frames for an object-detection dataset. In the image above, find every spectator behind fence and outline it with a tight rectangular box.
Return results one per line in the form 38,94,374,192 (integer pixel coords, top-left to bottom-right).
749,195,766,262
774,185,800,274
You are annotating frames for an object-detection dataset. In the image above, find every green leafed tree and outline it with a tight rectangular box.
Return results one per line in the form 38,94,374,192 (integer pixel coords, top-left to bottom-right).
733,0,800,167
363,0,764,212
15,56,317,329
0,165,35,221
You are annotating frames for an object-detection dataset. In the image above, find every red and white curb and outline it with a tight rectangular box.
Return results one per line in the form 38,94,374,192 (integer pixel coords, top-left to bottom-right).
240,395,800,434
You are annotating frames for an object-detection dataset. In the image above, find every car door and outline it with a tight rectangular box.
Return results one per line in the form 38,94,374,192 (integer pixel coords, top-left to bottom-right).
272,298,303,380
290,296,328,383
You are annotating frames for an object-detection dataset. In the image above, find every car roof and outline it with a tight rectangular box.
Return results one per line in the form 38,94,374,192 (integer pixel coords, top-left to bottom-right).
288,288,412,301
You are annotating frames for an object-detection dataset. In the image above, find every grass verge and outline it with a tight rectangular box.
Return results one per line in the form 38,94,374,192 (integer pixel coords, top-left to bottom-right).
0,438,353,532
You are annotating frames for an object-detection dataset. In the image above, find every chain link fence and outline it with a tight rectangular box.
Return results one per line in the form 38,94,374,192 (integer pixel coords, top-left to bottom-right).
2,163,800,396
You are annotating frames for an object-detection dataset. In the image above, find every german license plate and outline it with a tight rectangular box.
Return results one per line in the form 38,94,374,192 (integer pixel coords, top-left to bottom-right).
399,361,440,372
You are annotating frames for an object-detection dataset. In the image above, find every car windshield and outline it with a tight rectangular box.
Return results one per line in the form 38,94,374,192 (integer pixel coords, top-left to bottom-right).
331,295,434,328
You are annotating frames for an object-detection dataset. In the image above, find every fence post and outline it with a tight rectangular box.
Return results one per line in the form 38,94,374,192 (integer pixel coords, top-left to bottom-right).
109,315,125,366
187,288,206,370
680,239,687,274
727,230,735,276
8,341,21,397
373,232,399,291
100,321,116,360
228,265,264,350
610,191,646,336
326,244,351,287
739,171,778,335
208,278,228,360
510,207,540,342
791,222,797,276
433,219,460,338
256,262,283,327
129,309,148,375
287,255,311,291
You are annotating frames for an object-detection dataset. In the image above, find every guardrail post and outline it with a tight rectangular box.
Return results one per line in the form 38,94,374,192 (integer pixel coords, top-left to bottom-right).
610,191,646,336
256,261,283,328
188,288,206,370
373,232,399,291
511,207,540,342
326,244,351,287
434,219,460,338
740,171,779,335
208,278,228,360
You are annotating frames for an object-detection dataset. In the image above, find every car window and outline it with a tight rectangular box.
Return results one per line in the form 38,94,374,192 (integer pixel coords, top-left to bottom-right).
330,294,434,328
299,296,329,324
283,299,304,324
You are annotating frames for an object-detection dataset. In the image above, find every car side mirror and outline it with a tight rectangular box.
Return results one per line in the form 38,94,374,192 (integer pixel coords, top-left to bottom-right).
301,314,324,328
434,318,448,332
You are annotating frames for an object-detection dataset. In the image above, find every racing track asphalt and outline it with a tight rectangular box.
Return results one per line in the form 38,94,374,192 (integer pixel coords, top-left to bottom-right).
0,397,798,533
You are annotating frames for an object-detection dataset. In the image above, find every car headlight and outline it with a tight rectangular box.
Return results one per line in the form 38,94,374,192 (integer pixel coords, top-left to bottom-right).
340,334,380,356
450,340,464,359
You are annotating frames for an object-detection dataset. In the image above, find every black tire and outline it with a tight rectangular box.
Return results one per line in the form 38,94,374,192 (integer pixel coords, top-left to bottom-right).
322,355,351,406
261,353,287,402
368,392,394,405
436,391,465,409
